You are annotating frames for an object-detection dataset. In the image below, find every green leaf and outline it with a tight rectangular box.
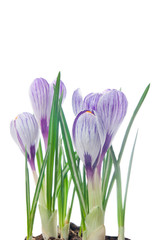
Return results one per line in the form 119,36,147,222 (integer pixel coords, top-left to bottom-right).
110,146,123,227
36,140,43,174
102,153,107,189
123,130,138,220
103,84,150,210
58,166,64,229
66,187,76,223
56,163,69,196
63,170,69,219
36,140,45,195
25,149,31,239
60,108,87,217
103,170,115,211
58,188,62,230
61,166,64,226
118,84,150,164
102,150,112,210
47,72,61,211
52,94,63,211
83,166,89,212
30,145,50,233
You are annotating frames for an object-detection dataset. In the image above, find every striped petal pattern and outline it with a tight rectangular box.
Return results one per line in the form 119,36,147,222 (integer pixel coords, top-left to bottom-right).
29,78,50,148
29,77,66,149
97,90,128,156
72,110,101,178
72,89,85,115
84,93,102,111
72,88,128,176
10,112,39,170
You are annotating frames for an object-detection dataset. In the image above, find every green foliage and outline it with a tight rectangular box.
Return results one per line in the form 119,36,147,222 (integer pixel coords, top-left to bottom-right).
103,84,150,211
46,72,61,211
60,108,87,218
21,78,150,239
25,146,50,240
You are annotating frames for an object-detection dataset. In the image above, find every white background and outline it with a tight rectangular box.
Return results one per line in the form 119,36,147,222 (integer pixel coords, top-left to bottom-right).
0,1,160,239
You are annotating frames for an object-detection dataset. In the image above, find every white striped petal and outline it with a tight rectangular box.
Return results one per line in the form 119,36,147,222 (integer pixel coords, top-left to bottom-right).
72,110,101,176
29,78,51,129
96,90,128,153
72,89,86,115
10,112,39,169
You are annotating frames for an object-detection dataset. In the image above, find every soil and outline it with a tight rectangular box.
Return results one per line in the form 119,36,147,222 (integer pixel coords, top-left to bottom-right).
27,223,130,240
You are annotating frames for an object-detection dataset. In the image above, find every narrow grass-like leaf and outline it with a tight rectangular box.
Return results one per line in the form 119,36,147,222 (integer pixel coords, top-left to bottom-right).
63,169,68,221
58,186,62,230
116,166,123,227
30,145,50,233
67,174,72,191
76,158,83,190
58,179,63,229
123,130,138,220
58,166,65,230
118,84,150,164
103,170,116,211
52,94,63,211
56,163,69,196
102,153,107,189
110,146,123,227
36,140,43,174
83,166,86,197
103,84,150,211
61,167,65,226
52,126,60,210
66,187,76,223
60,108,87,217
47,72,60,211
102,150,112,210
83,166,89,212
36,140,45,195
80,207,86,232
25,149,31,238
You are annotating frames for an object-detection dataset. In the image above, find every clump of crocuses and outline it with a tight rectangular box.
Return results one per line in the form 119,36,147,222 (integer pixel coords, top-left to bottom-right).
10,72,150,240
72,89,127,240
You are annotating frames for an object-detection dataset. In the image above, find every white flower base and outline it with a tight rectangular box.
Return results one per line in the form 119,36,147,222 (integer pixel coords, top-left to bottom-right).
39,204,57,240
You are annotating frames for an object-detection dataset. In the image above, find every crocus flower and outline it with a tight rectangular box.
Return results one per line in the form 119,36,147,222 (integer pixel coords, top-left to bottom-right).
72,89,128,240
73,110,101,179
29,77,66,150
10,112,39,171
72,89,128,175
72,89,102,115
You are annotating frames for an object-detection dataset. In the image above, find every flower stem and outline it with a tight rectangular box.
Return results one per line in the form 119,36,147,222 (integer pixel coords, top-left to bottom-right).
32,170,38,184
32,170,46,206
87,169,102,211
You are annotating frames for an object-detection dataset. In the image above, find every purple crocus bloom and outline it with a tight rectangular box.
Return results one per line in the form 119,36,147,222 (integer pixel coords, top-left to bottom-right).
29,77,66,150
10,112,39,171
72,89,102,115
72,110,101,179
96,90,128,173
72,88,128,176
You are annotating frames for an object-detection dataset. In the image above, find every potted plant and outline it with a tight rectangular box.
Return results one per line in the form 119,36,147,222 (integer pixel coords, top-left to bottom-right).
10,72,150,240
